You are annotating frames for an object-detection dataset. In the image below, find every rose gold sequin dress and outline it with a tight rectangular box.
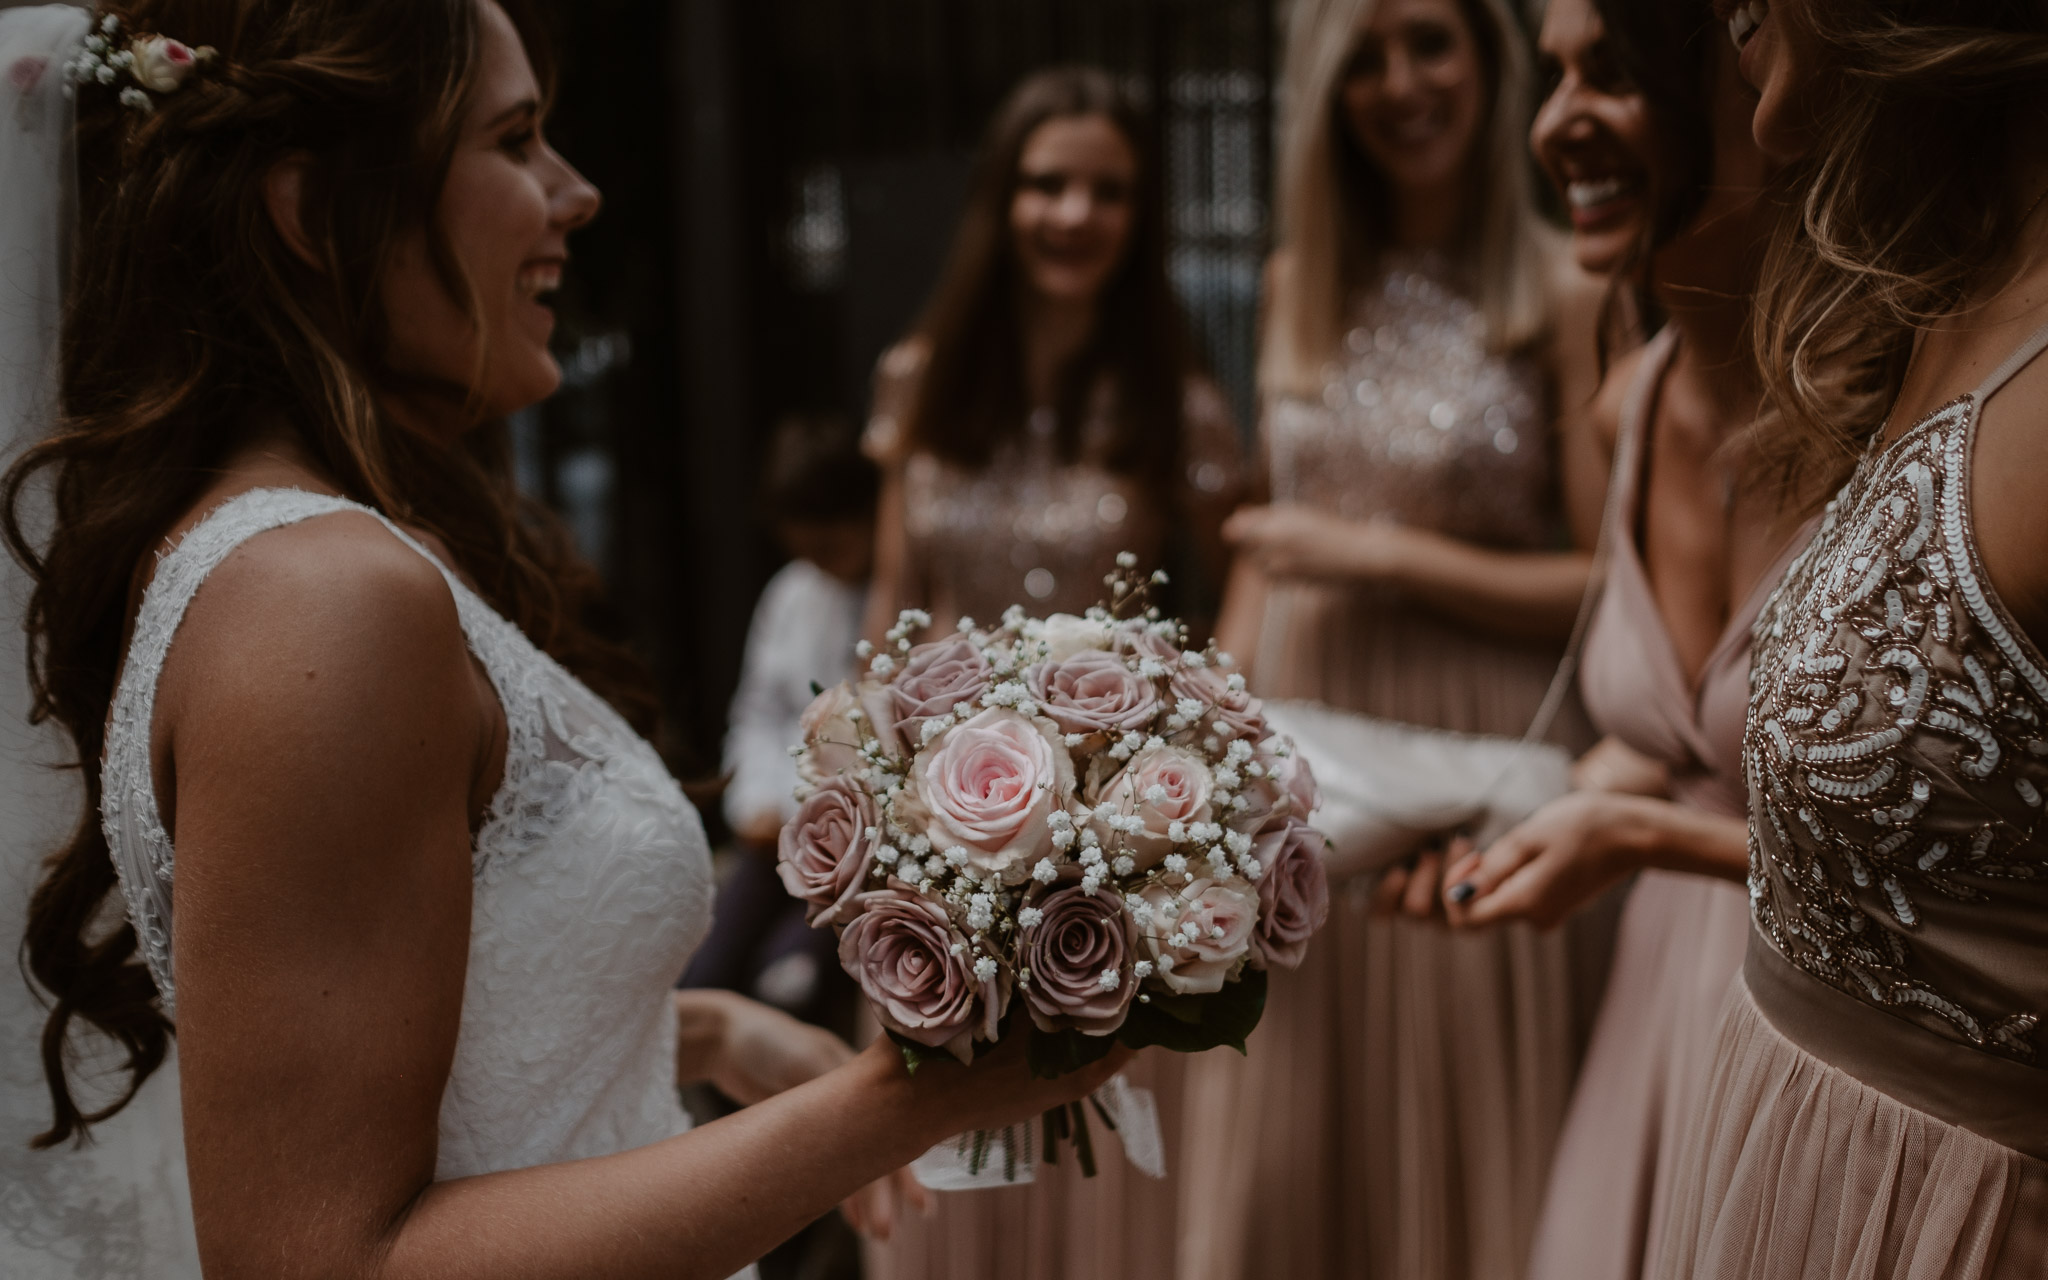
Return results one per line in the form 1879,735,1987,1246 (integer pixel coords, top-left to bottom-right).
1652,323,2048,1278
1178,253,1609,1280
862,341,1245,1280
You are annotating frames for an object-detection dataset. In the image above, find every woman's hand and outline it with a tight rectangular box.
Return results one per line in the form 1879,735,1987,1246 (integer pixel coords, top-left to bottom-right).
676,989,851,1106
1223,504,1407,583
1570,735,1671,797
1367,836,1473,923
1441,791,1643,930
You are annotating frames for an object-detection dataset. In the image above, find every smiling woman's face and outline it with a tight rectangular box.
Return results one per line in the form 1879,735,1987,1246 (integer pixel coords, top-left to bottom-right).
1339,0,1488,202
1530,0,1654,276
1008,113,1139,308
381,0,601,425
1719,0,1822,162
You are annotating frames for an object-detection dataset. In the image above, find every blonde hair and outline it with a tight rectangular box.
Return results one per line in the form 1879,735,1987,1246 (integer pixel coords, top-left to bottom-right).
1260,0,1557,397
1751,1,2048,490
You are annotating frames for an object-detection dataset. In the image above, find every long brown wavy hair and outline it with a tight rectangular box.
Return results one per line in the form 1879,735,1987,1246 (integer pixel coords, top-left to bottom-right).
7,0,654,1148
1752,0,2048,487
905,67,1191,487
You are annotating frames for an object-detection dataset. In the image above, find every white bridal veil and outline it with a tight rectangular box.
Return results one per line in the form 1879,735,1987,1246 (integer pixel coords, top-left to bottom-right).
0,5,200,1275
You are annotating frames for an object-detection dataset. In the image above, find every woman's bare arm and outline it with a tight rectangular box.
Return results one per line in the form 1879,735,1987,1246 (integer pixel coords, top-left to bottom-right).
161,514,1110,1280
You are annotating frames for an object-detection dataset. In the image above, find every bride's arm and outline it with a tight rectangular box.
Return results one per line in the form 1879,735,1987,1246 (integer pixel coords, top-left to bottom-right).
162,517,1107,1280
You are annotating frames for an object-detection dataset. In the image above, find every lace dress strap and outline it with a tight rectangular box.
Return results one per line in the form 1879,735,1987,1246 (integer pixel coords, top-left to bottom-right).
100,487,485,1015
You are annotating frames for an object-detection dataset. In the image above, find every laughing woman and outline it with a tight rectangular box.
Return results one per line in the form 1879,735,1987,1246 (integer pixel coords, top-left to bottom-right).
1652,1,2048,1276
1178,0,1610,1276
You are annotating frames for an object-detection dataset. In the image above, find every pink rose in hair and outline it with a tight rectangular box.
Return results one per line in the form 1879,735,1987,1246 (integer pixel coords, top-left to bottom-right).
1019,879,1137,1034
838,886,1001,1062
775,777,877,926
1250,820,1329,970
908,708,1074,883
1027,648,1159,737
890,637,991,743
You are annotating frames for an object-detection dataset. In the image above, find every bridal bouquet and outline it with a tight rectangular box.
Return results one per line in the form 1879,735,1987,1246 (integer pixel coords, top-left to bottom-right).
779,558,1328,1180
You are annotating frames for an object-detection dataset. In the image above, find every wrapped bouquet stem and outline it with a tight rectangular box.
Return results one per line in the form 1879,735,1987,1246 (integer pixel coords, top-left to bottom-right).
780,558,1330,1189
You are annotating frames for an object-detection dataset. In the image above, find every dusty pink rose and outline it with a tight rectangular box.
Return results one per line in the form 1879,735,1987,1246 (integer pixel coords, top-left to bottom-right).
1227,742,1322,833
1027,648,1159,736
1019,879,1137,1034
775,777,877,926
1135,878,1258,994
838,886,1001,1062
910,708,1073,883
1251,820,1329,969
798,681,903,782
1170,660,1266,744
891,637,991,742
1089,744,1213,868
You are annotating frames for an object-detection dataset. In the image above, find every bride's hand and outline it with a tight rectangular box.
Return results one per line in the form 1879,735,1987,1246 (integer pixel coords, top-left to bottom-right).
887,1026,1133,1140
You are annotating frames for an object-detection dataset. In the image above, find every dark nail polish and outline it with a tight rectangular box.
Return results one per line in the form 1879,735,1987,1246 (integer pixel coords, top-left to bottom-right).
1448,882,1477,905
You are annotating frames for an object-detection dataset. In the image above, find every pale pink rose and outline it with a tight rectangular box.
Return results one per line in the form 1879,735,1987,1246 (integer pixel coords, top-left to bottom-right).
131,36,197,93
775,777,877,926
1169,659,1266,744
838,886,1001,1062
1027,648,1159,736
1136,878,1258,994
1019,878,1137,1034
1089,744,1213,868
1227,741,1322,833
1032,613,1115,662
797,683,862,784
891,637,991,742
1250,820,1328,969
910,708,1073,883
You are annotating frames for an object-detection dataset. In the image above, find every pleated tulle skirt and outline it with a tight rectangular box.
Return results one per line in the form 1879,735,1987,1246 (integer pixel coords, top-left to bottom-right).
1525,871,1752,1280
1651,980,2048,1280
1171,582,1613,1280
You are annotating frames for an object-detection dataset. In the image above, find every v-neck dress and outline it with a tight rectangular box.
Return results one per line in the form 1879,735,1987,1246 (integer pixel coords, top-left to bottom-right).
1527,329,1817,1280
1652,323,2048,1278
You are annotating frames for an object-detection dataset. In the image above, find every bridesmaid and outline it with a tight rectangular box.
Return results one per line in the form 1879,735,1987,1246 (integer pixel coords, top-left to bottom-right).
1647,1,2048,1276
860,66,1244,1280
1179,1,1608,1276
1442,2,1819,1277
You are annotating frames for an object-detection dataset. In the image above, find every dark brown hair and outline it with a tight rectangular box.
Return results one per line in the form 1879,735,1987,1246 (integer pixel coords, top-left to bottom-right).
7,0,652,1148
1752,0,2048,486
904,66,1190,485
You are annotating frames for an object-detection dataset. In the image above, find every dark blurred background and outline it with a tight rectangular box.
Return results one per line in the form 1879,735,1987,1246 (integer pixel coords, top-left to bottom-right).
527,0,1280,806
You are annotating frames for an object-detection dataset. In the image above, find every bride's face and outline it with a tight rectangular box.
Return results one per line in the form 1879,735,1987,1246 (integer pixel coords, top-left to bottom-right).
381,0,600,425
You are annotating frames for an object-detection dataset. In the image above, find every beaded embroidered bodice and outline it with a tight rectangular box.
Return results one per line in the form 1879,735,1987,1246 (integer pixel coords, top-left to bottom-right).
100,489,716,1178
1744,329,2048,1067
1265,251,1553,549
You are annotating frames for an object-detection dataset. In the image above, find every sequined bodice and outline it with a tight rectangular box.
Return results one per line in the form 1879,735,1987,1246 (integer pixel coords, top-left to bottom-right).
1266,254,1553,548
1746,388,2048,1067
868,345,1242,624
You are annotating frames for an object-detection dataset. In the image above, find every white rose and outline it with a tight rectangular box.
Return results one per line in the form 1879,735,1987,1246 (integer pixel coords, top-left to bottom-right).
1031,613,1115,662
130,36,199,93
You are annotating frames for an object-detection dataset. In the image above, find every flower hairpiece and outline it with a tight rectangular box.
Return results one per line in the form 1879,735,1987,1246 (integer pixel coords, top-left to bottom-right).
64,13,217,114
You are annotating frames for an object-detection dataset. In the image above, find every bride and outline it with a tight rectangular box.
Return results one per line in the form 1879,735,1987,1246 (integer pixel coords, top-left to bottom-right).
0,2,1118,1275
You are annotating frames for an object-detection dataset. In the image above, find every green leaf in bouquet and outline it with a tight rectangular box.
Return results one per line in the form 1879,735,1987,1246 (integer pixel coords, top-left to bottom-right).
888,1031,935,1076
1116,968,1269,1055
1025,1025,1118,1080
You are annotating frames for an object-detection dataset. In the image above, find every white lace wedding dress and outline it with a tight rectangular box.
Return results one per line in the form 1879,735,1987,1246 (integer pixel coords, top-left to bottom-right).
92,487,739,1263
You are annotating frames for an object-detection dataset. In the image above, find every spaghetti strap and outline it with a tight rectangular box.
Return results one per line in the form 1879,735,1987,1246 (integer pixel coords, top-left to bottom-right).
1971,315,2048,404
